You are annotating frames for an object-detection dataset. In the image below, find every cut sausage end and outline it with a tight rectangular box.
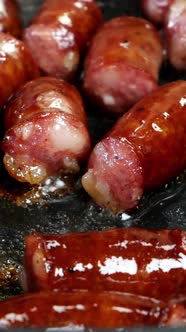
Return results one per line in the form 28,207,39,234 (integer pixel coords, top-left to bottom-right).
24,24,80,80
84,63,158,114
82,137,144,213
2,112,91,184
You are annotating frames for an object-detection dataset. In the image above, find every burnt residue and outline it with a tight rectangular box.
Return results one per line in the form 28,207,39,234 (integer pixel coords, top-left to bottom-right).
0,262,22,299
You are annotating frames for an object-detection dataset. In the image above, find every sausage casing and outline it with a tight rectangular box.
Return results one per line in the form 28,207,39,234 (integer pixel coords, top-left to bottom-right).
24,0,103,80
82,81,186,212
2,77,91,184
0,291,185,328
83,16,163,114
24,228,186,300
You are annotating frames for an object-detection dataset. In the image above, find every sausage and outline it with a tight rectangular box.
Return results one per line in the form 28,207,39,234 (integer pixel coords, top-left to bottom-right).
0,32,38,111
82,80,186,212
23,228,186,300
4,77,87,129
141,0,186,70
0,290,185,328
141,0,170,25
83,16,163,114
165,0,186,70
23,0,103,81
2,77,91,184
0,0,22,37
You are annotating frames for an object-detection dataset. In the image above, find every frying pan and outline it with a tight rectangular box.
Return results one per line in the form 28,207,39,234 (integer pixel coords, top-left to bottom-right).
0,0,185,330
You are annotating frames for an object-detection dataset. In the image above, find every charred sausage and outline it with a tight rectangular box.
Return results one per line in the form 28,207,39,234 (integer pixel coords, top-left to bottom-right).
83,16,163,114
0,32,38,111
82,81,186,212
0,291,185,328
141,0,170,25
165,0,186,70
2,77,91,184
23,0,103,81
0,0,22,37
24,228,186,300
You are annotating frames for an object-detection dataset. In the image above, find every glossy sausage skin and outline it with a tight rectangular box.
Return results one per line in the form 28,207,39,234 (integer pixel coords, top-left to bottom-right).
141,0,170,25
82,81,186,212
24,228,186,300
165,0,186,70
0,32,38,111
83,16,163,114
0,0,22,37
24,0,103,80
2,77,91,184
0,291,185,328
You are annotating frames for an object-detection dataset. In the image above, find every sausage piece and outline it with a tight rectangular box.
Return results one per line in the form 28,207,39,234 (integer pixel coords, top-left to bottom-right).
165,0,186,70
0,0,22,37
141,0,170,25
2,77,91,184
0,32,38,111
24,0,103,81
83,16,163,114
24,228,186,300
82,81,186,212
0,291,185,328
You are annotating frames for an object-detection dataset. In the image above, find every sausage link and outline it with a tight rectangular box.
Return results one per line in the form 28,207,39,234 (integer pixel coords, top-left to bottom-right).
82,81,186,212
2,77,91,184
165,0,186,70
0,32,38,111
141,0,170,25
24,228,186,300
0,291,185,328
0,0,22,37
24,0,103,80
83,16,163,114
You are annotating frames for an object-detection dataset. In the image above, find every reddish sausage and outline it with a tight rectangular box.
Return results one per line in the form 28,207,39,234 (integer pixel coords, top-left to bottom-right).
24,228,186,300
24,0,103,80
82,81,186,212
0,0,22,37
2,77,91,184
0,291,185,328
141,0,170,25
83,16,163,114
0,32,38,111
165,0,186,70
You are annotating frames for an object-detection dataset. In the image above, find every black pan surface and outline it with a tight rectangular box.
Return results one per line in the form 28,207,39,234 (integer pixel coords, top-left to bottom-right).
0,1,186,330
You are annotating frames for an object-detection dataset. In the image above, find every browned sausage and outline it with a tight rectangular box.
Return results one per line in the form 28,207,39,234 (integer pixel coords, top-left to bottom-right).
83,16,163,114
82,81,186,212
23,228,186,300
2,77,91,184
0,0,22,37
0,291,185,328
24,0,103,80
0,32,38,111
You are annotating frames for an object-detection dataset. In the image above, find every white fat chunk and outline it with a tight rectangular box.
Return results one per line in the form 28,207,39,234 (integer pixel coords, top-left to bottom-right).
49,118,86,154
